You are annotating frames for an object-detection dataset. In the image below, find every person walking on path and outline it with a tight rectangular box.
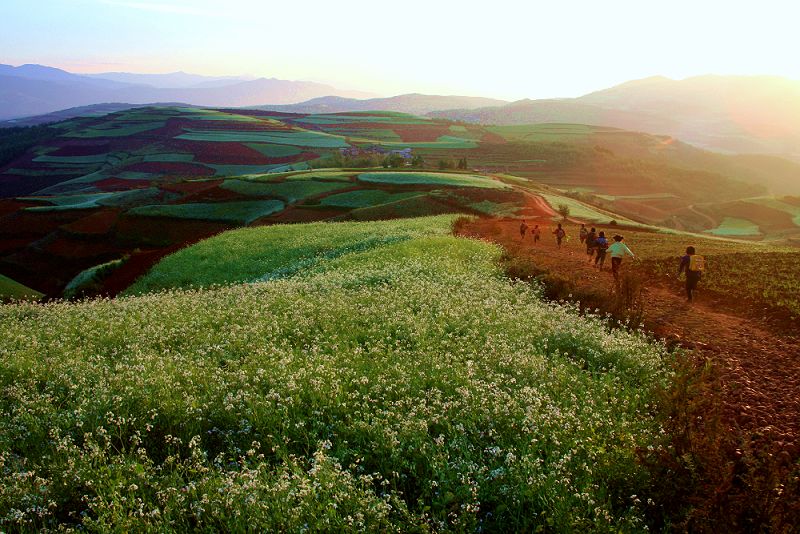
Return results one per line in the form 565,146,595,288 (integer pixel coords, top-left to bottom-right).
519,220,529,240
586,227,597,262
579,224,588,245
608,234,634,281
593,231,609,270
532,224,541,244
678,245,704,302
553,223,566,249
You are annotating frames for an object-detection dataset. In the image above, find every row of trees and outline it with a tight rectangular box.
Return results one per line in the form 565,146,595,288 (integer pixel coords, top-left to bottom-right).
0,125,57,168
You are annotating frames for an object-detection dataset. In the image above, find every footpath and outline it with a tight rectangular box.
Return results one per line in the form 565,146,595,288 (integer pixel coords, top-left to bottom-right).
457,217,800,465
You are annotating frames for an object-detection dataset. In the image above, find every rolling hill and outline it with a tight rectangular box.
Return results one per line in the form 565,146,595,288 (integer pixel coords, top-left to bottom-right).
431,75,800,164
1,105,798,299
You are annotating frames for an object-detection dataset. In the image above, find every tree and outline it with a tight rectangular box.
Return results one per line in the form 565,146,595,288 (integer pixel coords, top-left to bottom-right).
438,159,455,170
457,157,468,170
411,155,425,168
557,203,571,220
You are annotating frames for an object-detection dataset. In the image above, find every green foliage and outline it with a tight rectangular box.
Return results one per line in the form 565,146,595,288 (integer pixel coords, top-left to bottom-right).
1,218,671,531
557,203,571,219
63,257,128,299
382,154,406,168
128,200,285,225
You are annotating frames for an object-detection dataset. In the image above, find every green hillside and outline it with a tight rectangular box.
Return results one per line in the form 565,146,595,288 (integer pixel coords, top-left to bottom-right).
0,216,671,531
0,273,44,301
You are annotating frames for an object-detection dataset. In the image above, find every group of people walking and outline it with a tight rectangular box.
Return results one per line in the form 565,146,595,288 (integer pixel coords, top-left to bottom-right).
519,220,704,302
578,224,634,280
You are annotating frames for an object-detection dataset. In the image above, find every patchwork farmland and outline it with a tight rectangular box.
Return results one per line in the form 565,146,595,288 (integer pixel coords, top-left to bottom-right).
1,106,799,300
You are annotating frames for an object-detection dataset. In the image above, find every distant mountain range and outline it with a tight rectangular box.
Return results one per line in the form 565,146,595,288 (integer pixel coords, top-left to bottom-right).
431,76,800,162
2,66,800,165
0,64,374,121
256,94,509,116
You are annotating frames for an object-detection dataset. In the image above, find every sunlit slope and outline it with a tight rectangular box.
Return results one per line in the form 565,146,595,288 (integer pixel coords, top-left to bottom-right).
1,215,670,531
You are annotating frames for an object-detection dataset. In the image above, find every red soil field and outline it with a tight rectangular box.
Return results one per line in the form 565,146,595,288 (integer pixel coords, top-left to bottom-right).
95,178,152,191
715,201,795,231
611,199,670,221
42,234,122,259
0,238,31,255
189,142,271,165
124,161,215,176
61,209,120,235
177,186,243,203
480,131,508,144
114,215,230,247
0,209,87,237
48,142,110,157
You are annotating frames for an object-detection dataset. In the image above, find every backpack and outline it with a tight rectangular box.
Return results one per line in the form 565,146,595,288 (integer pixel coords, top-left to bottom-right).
557,228,566,238
689,255,705,272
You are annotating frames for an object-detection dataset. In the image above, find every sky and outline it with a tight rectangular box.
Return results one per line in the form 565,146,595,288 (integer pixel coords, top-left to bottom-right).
2,0,800,101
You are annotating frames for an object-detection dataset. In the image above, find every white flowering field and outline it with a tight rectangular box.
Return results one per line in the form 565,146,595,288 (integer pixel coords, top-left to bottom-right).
1,216,671,531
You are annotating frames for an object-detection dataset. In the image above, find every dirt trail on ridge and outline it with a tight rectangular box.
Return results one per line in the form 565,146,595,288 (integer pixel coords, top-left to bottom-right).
457,217,800,457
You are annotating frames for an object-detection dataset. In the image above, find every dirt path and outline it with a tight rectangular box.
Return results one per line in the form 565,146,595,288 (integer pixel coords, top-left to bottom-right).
457,217,800,456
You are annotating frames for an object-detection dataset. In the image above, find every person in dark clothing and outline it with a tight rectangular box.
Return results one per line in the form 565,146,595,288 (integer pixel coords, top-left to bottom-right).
532,224,541,244
586,227,597,262
553,223,566,248
520,220,529,240
678,246,703,302
593,231,609,270
579,224,588,244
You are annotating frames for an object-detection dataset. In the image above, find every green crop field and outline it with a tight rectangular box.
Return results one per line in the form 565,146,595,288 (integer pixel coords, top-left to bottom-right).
705,216,761,236
358,171,508,190
244,143,303,158
220,179,351,202
176,129,349,148
539,192,641,225
127,200,285,225
126,216,456,292
2,216,671,531
319,190,423,208
0,273,44,301
66,121,166,138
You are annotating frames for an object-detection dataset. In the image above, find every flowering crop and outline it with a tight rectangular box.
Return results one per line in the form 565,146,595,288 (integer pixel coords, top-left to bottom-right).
1,217,672,531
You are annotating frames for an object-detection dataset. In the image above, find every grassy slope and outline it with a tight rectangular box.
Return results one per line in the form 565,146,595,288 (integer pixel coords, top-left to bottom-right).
0,273,44,301
1,216,671,531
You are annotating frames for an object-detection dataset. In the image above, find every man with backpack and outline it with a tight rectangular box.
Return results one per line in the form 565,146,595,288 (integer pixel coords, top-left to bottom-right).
678,246,704,302
553,223,566,249
586,227,597,262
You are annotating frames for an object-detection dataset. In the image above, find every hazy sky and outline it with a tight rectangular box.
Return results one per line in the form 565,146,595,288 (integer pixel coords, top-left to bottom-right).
3,0,799,100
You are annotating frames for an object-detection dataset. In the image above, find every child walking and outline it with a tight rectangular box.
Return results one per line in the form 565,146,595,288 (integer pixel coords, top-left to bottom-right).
608,235,634,281
678,246,704,302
